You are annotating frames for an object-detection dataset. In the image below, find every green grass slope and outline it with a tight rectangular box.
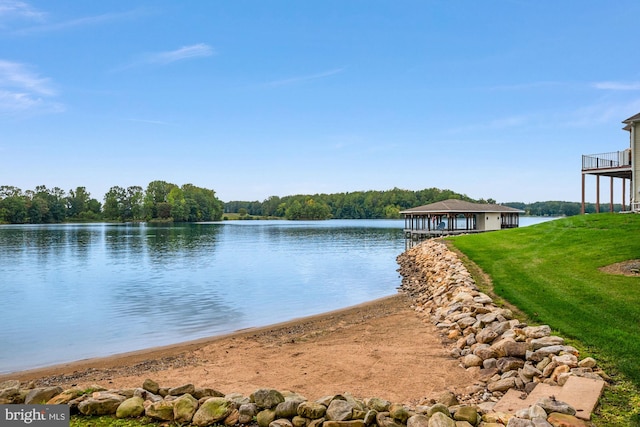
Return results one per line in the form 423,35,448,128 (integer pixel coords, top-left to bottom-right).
450,213,640,425
451,213,640,384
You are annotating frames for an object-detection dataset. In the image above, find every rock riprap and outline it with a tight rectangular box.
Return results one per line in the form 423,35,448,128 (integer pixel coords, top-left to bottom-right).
396,239,606,404
0,381,590,426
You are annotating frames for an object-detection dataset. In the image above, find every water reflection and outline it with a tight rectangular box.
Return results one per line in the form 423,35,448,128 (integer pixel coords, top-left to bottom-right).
0,220,404,373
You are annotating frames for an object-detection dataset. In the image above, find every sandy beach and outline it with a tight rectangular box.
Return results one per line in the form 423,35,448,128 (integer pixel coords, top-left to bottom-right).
0,294,477,405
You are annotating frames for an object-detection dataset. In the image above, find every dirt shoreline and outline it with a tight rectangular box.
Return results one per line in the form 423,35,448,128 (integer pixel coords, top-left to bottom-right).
0,294,478,405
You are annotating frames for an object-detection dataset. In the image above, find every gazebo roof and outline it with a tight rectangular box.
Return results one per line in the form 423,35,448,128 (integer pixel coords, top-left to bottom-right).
400,199,524,214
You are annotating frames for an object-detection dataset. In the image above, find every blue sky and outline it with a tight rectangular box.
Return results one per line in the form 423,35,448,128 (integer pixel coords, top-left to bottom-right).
1,1,639,204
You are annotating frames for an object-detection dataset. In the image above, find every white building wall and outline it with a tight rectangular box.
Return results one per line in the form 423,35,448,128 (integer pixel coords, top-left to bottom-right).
634,123,640,208
479,213,501,231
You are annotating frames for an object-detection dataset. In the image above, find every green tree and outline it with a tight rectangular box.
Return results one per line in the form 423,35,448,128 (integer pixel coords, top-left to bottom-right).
143,180,177,220
67,187,89,217
103,186,126,220
0,195,27,223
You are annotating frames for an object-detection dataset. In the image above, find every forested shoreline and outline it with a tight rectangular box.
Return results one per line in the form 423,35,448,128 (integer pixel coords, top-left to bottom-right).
0,183,617,224
0,181,223,224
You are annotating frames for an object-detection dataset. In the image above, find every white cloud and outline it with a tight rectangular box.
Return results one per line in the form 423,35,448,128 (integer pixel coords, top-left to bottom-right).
11,8,145,35
113,43,215,72
0,60,62,114
265,68,345,87
0,60,54,95
147,44,214,65
0,0,45,22
592,81,640,91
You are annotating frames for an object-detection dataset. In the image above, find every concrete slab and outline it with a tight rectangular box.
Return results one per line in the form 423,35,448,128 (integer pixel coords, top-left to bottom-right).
492,376,605,420
556,376,606,420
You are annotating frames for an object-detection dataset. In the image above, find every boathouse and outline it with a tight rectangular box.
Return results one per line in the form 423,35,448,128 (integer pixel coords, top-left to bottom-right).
400,199,525,239
581,112,640,213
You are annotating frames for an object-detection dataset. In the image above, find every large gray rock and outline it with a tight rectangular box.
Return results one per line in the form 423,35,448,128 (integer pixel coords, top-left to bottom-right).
297,402,327,419
365,397,390,412
239,403,258,424
531,336,564,350
192,397,234,426
407,414,430,427
488,377,516,393
252,389,285,409
504,341,528,358
436,391,458,407
196,387,226,399
523,325,551,338
426,403,449,417
116,396,145,418
169,383,196,396
142,378,160,394
497,357,525,373
276,400,302,419
78,392,127,416
47,388,84,405
375,412,404,427
476,328,499,344
536,397,576,415
145,400,175,421
389,404,410,423
0,386,24,404
453,406,477,424
173,393,199,424
257,409,277,427
24,386,63,404
427,412,455,427
326,399,353,421
462,354,483,368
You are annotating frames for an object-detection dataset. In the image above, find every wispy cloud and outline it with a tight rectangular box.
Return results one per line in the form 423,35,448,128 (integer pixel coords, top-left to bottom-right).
12,8,144,35
125,118,174,126
486,81,564,91
0,0,45,23
0,60,54,95
146,44,214,65
265,68,345,87
113,43,215,72
0,60,63,114
563,100,640,127
592,81,640,91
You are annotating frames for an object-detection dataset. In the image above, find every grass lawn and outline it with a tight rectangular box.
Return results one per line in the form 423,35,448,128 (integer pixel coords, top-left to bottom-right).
449,213,640,425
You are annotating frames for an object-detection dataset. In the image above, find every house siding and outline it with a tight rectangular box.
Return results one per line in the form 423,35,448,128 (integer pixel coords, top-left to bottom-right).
634,123,640,203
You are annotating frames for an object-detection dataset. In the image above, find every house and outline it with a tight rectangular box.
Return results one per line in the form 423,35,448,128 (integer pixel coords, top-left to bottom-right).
400,199,525,239
581,112,640,213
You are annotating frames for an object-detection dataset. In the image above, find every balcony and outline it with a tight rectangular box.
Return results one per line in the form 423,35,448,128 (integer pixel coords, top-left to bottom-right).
582,150,632,179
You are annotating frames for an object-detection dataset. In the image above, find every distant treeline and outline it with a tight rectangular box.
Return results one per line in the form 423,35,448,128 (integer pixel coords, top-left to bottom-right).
224,188,486,220
0,181,223,224
1,182,617,224
503,201,624,216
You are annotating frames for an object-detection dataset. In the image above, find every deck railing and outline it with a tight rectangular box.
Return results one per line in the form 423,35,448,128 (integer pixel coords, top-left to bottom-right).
582,150,631,170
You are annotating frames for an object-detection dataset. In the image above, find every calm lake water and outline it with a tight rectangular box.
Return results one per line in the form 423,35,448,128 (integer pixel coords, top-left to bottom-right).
0,217,553,373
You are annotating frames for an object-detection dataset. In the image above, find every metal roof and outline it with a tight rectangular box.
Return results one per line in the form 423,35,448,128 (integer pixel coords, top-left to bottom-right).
399,199,524,214
622,112,640,124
